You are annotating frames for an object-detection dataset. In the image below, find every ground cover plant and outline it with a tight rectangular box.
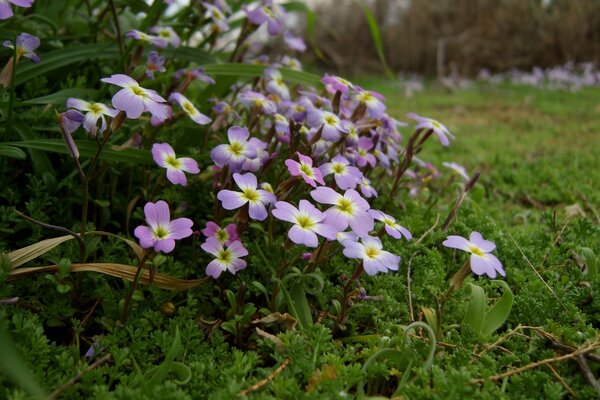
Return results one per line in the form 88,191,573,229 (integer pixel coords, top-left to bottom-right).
1,1,600,399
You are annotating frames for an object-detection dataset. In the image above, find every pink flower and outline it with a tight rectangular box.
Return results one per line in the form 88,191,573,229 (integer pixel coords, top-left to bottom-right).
134,201,193,253
368,210,411,240
152,143,199,186
407,113,454,146
202,221,239,246
310,187,373,237
342,236,400,276
217,173,276,221
210,126,256,170
201,237,248,278
66,98,118,136
101,74,168,121
169,92,211,125
319,155,362,190
0,0,33,20
443,232,505,278
272,200,337,247
285,152,325,187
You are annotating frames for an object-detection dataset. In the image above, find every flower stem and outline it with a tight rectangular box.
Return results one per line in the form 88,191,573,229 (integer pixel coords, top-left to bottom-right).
120,251,152,324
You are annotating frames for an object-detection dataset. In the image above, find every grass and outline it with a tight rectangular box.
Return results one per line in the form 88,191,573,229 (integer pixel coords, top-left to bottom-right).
2,81,600,399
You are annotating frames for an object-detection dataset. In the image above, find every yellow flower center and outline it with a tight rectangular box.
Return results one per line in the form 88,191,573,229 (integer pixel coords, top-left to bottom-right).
165,155,180,169
299,163,314,177
182,101,196,115
130,85,147,98
88,103,104,114
153,226,169,240
336,198,354,214
242,188,259,202
217,249,232,263
296,215,314,229
229,142,244,157
332,164,345,174
365,246,380,259
216,229,229,243
324,115,338,125
468,245,485,257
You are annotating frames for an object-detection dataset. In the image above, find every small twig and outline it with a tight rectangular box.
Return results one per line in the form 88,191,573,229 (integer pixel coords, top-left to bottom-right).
48,353,112,398
415,214,440,245
540,217,570,267
108,0,125,57
238,358,291,397
578,190,600,225
546,364,577,398
575,354,600,397
471,342,600,384
14,209,86,263
407,252,419,322
441,172,480,231
506,230,568,312
549,340,600,364
476,324,524,358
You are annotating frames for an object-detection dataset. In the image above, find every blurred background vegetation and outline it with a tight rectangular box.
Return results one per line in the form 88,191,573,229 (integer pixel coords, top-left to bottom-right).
303,0,600,76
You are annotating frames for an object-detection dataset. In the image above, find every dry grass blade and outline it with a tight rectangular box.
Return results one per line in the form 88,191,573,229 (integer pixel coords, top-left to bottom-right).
7,235,74,269
88,231,144,260
8,263,208,290
506,230,568,312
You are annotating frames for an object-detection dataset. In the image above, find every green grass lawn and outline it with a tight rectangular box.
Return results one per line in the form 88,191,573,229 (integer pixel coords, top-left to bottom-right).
356,77,600,226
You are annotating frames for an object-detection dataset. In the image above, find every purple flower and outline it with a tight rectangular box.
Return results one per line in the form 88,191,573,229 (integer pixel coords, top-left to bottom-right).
134,200,193,253
310,187,373,237
264,68,290,100
349,137,376,168
238,90,276,115
150,26,181,47
442,161,469,181
145,51,165,79
354,89,386,119
319,155,362,190
443,232,505,278
175,67,215,84
272,200,338,247
210,126,256,169
201,237,248,278
0,0,33,20
284,32,306,53
169,92,211,125
306,109,347,141
152,143,199,186
125,30,168,48
217,173,276,221
321,75,353,95
342,236,400,276
66,98,118,136
285,152,325,187
3,32,40,63
59,109,85,136
203,2,229,32
202,221,239,246
368,210,411,240
407,113,455,146
359,176,378,198
245,1,285,36
101,74,168,121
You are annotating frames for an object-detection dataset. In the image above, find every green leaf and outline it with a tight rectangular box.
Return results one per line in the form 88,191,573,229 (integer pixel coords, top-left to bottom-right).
7,139,154,165
202,64,322,87
0,322,46,398
0,145,26,160
162,46,218,65
481,280,514,336
10,116,54,175
580,247,598,278
14,44,121,86
21,88,99,106
463,283,486,335
354,0,394,79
